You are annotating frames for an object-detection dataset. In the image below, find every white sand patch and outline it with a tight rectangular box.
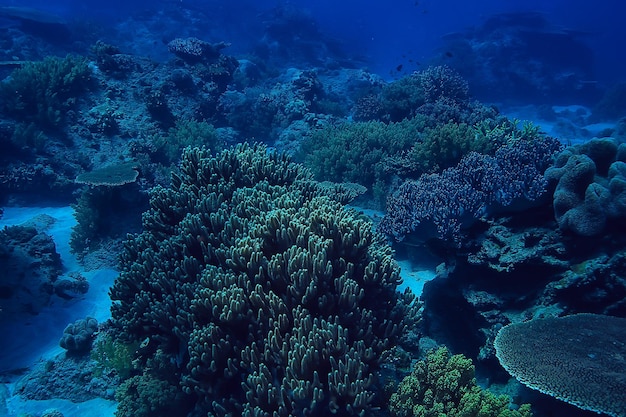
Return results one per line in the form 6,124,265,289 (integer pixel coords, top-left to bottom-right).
1,206,117,417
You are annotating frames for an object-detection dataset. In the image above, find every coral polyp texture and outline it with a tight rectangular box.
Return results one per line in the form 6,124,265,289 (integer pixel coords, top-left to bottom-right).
109,144,415,417
494,314,626,417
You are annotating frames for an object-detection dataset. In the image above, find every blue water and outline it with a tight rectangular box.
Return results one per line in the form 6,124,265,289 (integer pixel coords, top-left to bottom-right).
3,0,625,83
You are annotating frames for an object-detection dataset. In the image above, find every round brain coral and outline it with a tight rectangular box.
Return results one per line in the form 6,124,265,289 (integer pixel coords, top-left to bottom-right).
109,144,415,417
494,314,626,417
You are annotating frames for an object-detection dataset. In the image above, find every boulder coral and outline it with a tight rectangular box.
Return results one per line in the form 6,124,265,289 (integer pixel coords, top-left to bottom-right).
109,144,416,416
546,138,626,236
59,317,99,353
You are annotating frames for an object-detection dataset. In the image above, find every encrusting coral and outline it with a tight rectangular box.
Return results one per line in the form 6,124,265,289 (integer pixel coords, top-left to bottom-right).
109,143,416,416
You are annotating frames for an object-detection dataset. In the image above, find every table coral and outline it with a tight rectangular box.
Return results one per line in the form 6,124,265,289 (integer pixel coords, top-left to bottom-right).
495,314,626,417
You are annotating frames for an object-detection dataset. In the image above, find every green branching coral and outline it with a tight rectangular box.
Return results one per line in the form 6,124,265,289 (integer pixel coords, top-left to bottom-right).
380,73,426,122
91,331,140,380
389,347,532,417
301,116,429,205
399,122,494,174
0,55,92,129
379,65,469,122
109,144,416,416
391,118,529,175
152,119,221,164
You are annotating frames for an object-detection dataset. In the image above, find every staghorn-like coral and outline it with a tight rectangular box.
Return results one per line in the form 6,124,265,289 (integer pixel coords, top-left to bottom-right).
109,144,415,417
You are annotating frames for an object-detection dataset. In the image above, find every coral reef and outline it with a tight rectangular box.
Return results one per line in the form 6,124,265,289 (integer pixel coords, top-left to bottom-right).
467,223,569,273
167,38,230,63
301,116,426,205
494,314,626,417
75,162,139,186
543,250,626,315
418,210,626,369
434,12,599,104
389,347,531,417
151,119,222,165
218,68,326,141
302,114,524,208
109,144,416,416
70,182,147,259
14,353,117,402
376,66,470,123
115,374,185,417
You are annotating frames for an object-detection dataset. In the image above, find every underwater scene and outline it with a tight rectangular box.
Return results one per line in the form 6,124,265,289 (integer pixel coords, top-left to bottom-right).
1,0,625,416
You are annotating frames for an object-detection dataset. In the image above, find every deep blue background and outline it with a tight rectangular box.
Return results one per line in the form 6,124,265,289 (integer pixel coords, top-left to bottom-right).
2,0,625,87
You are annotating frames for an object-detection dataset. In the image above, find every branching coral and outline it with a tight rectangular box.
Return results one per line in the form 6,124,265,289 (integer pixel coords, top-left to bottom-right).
109,144,416,416
0,55,92,129
389,347,531,417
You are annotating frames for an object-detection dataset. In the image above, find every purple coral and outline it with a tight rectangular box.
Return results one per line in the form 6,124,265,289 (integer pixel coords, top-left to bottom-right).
379,137,562,244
